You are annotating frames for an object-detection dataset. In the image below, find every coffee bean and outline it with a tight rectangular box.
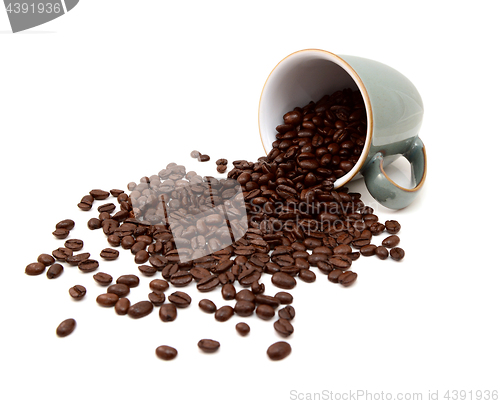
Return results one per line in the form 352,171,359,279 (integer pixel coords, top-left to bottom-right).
254,294,280,308
168,291,191,308
78,259,99,273
134,250,150,264
25,262,45,276
115,297,130,315
87,218,102,230
215,305,234,322
256,304,275,320
128,301,154,319
198,339,220,353
52,247,73,261
360,244,377,257
199,154,210,162
55,219,75,230
66,252,90,266
329,255,352,270
382,235,400,248
390,247,405,261
156,345,178,360
275,292,293,305
327,269,343,283
46,264,64,279
107,235,121,247
170,271,193,287
52,228,69,239
278,305,295,320
56,319,76,337
150,279,169,292
190,150,200,158
90,189,110,200
235,289,255,303
96,293,119,307
298,268,316,283
138,265,157,276
197,274,220,292
221,284,236,300
267,341,291,360
110,189,124,197
149,291,166,306
100,248,119,260
385,220,401,234
338,271,358,286
93,272,113,285
107,283,130,297
69,285,86,300
197,299,217,315
98,203,116,213
233,300,255,317
274,318,294,337
116,274,140,288
375,246,389,260
159,303,177,322
216,165,227,173
271,272,297,290
235,322,250,336
37,254,55,266
64,239,84,251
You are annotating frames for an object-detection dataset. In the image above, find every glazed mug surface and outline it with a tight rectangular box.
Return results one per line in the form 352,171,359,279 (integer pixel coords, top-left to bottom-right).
258,49,427,210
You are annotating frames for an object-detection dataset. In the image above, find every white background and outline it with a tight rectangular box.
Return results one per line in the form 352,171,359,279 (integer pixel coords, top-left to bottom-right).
1,1,499,403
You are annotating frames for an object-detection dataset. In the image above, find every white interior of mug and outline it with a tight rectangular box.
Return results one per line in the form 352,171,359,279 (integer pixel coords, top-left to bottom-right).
258,49,373,188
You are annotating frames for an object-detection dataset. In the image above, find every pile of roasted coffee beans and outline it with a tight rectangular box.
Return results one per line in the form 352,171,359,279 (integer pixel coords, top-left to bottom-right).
24,89,405,361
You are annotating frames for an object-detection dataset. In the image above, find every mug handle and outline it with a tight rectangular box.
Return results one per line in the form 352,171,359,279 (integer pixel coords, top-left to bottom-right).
363,136,427,210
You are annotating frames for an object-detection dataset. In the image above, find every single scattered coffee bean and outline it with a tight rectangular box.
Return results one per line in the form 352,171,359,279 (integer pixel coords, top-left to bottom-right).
156,345,178,360
235,322,250,336
37,254,55,266
52,247,73,261
78,259,99,273
89,189,110,200
278,305,295,320
221,284,236,300
138,265,157,276
87,218,102,230
275,292,293,305
107,234,121,247
254,294,280,308
128,301,154,319
66,252,91,266
116,274,140,288
168,291,192,308
234,300,255,317
100,248,119,260
382,235,400,248
271,272,297,290
169,271,193,287
149,291,166,306
56,318,76,337
55,219,75,230
115,297,130,315
216,158,228,165
96,293,119,307
256,304,275,320
159,303,177,322
215,305,234,322
97,203,116,213
338,271,358,286
274,318,294,337
93,272,113,286
199,299,217,313
385,220,401,234
360,244,377,257
199,154,210,162
64,239,84,251
110,189,124,197
107,283,130,297
52,228,69,239
46,263,63,279
69,285,86,300
150,279,169,292
327,269,343,283
134,250,150,264
267,341,291,360
198,339,220,353
298,268,316,283
390,247,405,261
25,262,45,276
216,165,227,173
190,150,200,158
375,246,389,260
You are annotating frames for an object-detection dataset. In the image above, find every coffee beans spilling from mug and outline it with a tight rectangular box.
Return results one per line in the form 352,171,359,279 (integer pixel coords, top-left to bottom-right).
24,89,405,361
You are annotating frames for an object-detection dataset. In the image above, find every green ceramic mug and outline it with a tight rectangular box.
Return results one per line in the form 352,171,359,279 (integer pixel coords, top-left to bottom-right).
258,49,427,210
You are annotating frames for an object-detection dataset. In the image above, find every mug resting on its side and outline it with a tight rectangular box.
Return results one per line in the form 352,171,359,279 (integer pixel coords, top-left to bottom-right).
258,49,427,210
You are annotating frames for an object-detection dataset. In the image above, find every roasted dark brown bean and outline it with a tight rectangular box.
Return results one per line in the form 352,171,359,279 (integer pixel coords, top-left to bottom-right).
382,235,400,248
25,262,45,276
115,298,130,315
116,274,140,288
159,303,177,322
168,291,191,308
198,339,220,353
156,345,178,360
93,272,113,286
256,304,275,320
96,293,119,307
278,305,295,320
56,319,76,337
267,341,291,360
46,263,63,279
69,285,86,300
338,271,358,286
274,318,294,337
100,248,119,260
390,247,405,261
235,322,250,336
214,306,234,322
199,299,217,313
128,301,154,319
271,272,297,290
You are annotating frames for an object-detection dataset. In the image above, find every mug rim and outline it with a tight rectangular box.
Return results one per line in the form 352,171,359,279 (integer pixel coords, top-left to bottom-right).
258,48,374,188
